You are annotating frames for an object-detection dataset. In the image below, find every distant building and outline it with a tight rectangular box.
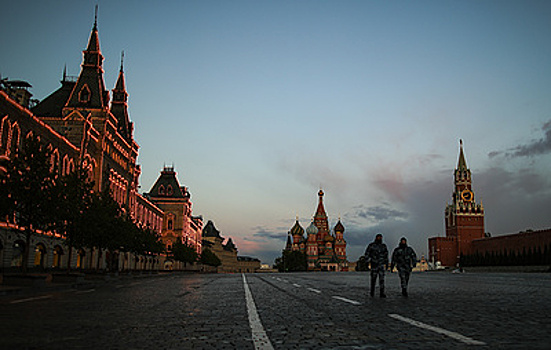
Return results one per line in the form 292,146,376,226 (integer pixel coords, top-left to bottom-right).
428,140,485,267
202,220,238,273
237,256,261,273
285,190,348,271
146,167,202,255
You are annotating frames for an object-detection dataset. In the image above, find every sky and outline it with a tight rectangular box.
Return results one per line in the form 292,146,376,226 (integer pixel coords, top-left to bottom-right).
1,1,550,265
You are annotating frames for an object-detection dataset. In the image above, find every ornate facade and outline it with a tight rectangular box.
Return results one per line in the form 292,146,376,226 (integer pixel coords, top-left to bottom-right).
285,190,348,271
428,140,485,267
0,14,164,271
146,166,203,255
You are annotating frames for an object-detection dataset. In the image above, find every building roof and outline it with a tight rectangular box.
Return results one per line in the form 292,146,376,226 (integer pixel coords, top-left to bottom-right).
202,220,222,239
334,220,345,233
290,219,305,236
457,139,468,170
148,167,187,199
224,238,237,252
31,80,75,118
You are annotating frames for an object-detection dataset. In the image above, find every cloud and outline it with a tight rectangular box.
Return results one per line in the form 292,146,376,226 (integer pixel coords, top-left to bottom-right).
350,204,409,223
489,119,551,158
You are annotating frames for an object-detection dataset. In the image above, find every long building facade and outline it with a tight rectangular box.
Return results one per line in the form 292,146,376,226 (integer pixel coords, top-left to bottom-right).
0,14,172,271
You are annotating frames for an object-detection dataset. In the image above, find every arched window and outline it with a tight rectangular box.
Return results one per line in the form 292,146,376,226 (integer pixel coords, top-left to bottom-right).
0,118,10,154
167,185,173,196
159,185,165,195
34,243,47,268
11,240,25,267
52,246,64,268
10,123,20,156
79,85,91,103
168,219,173,230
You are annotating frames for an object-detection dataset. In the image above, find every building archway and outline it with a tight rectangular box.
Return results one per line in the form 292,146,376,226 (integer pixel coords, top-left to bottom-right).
34,243,47,268
76,249,86,269
11,240,25,267
52,245,64,268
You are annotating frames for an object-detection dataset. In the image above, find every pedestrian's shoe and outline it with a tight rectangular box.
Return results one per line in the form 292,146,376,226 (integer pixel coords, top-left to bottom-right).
380,288,386,298
402,288,408,297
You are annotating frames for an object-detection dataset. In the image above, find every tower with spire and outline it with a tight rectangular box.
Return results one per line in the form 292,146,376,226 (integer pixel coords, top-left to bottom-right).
31,7,140,206
429,140,485,267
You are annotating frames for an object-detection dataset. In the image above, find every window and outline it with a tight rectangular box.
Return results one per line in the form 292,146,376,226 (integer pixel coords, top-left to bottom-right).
159,185,165,195
168,219,173,230
167,185,173,196
79,85,91,103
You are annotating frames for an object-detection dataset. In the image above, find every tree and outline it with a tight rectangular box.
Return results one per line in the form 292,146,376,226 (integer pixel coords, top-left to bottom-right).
200,248,221,267
0,135,56,272
52,167,94,271
274,250,307,272
172,241,198,268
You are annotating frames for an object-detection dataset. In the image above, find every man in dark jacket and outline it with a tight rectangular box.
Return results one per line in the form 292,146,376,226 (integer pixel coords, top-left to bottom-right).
365,233,388,298
391,237,417,297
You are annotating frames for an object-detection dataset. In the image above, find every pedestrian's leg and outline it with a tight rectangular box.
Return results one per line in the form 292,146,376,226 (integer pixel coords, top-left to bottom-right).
379,266,386,298
398,269,409,297
370,269,377,297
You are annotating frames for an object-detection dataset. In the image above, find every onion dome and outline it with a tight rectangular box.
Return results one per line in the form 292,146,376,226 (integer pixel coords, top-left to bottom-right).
334,220,345,233
290,219,305,236
306,221,318,235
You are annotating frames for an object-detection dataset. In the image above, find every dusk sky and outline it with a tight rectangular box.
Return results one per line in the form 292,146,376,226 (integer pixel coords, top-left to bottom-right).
1,1,550,265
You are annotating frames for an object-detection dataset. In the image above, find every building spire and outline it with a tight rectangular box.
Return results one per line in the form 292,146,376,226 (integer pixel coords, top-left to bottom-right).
94,4,98,30
457,139,468,170
120,50,125,72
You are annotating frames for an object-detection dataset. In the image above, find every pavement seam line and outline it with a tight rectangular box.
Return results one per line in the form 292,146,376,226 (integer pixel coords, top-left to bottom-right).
332,296,361,305
388,313,486,345
10,295,53,304
242,274,275,350
307,288,321,294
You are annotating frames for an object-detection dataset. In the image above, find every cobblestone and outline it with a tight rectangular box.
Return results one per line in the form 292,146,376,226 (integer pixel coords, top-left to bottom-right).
0,271,550,349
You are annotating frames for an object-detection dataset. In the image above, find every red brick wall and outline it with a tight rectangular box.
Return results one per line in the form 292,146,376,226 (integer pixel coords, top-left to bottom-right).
428,236,457,267
471,229,551,255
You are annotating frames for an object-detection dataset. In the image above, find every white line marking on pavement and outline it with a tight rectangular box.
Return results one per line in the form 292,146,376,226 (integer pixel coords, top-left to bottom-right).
242,274,275,350
332,296,361,305
275,278,281,281
388,314,486,345
76,289,96,294
308,288,321,294
292,283,301,287
10,295,53,304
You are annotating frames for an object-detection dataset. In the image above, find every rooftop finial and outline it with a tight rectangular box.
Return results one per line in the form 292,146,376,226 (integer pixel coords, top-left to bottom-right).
120,50,124,72
94,4,98,29
62,64,67,81
460,139,463,147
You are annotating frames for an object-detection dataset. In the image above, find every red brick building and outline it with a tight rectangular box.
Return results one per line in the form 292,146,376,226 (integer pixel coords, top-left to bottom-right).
428,141,485,267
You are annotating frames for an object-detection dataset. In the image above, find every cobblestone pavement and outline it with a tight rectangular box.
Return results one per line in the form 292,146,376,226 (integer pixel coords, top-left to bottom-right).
1,271,550,349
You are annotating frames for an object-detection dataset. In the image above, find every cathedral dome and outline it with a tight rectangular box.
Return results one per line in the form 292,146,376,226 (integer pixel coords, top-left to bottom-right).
334,220,345,233
290,219,305,236
324,234,335,242
306,222,318,235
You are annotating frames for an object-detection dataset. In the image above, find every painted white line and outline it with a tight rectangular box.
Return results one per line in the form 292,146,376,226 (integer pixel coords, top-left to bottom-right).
332,296,361,305
76,289,96,294
308,288,322,294
10,295,53,304
388,314,486,345
242,274,275,350
292,283,301,287
275,278,281,281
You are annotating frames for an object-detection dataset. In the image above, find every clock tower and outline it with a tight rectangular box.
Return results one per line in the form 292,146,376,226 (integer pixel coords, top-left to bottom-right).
444,140,485,260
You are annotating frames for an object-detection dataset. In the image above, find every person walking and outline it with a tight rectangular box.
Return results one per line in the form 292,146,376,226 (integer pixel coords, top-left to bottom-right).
391,237,417,297
365,233,389,298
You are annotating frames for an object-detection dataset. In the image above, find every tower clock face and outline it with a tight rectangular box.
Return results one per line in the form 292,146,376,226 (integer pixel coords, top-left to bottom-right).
461,189,473,202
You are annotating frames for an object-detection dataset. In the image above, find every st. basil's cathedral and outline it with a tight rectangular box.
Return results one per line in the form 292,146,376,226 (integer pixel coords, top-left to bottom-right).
284,190,348,271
